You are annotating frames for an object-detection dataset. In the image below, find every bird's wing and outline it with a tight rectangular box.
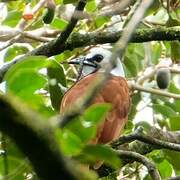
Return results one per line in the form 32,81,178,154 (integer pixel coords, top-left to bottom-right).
95,76,130,144
60,73,102,113
60,74,130,144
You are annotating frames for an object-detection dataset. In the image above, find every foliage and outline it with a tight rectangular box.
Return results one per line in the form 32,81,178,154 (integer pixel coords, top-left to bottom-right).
0,0,179,179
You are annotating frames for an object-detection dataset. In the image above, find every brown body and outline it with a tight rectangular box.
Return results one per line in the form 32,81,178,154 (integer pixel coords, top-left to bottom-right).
60,72,130,144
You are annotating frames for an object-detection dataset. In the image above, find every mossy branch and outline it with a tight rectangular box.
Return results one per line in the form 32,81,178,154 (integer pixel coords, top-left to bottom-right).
0,27,179,83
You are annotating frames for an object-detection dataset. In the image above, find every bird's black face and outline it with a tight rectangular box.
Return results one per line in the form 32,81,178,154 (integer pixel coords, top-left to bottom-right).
66,54,104,69
87,54,104,63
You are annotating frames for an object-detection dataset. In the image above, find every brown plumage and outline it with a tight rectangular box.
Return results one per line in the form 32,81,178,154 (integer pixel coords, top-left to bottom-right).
60,72,130,144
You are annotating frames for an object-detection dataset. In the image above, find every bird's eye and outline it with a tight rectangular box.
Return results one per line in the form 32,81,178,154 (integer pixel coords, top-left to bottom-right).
93,54,104,62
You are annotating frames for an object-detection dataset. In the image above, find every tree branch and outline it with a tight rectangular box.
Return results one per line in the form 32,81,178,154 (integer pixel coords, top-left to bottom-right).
32,0,87,57
98,127,180,178
65,27,180,50
116,150,161,180
128,82,180,99
111,127,180,152
0,27,179,83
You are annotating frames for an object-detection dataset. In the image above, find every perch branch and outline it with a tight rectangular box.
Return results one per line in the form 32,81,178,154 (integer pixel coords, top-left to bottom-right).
111,127,180,152
116,150,161,180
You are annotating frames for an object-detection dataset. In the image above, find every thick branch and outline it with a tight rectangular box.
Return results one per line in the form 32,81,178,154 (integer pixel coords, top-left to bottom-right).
111,127,180,152
98,127,180,178
65,27,180,50
0,27,179,83
0,93,76,180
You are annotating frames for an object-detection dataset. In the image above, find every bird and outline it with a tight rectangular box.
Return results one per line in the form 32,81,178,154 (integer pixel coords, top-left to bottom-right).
60,47,130,156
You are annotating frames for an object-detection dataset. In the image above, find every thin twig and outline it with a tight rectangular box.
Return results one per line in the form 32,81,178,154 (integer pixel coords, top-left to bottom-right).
129,82,180,99
33,0,87,56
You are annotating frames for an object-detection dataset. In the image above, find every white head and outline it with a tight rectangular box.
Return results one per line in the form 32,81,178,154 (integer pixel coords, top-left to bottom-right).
83,47,125,77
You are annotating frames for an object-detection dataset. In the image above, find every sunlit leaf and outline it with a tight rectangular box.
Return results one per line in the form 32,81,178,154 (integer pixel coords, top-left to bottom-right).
4,56,52,115
86,0,96,12
83,103,111,126
4,56,49,81
169,116,180,131
56,129,83,156
51,18,68,30
66,117,97,144
80,145,121,168
4,45,29,62
156,159,173,179
2,10,21,27
95,16,109,28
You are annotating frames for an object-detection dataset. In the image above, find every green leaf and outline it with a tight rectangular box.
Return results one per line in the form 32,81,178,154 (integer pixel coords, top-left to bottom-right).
151,43,162,64
149,150,165,163
56,129,83,156
86,0,96,12
4,45,29,62
95,16,109,28
66,117,97,144
169,83,180,94
80,145,121,168
153,104,177,118
124,44,145,77
4,56,50,113
83,103,111,126
169,116,180,131
0,156,31,179
6,69,47,110
2,10,22,27
4,56,49,81
66,104,111,143
124,56,137,77
165,150,180,171
47,59,66,111
156,159,173,179
6,69,46,95
51,17,68,30
145,0,160,16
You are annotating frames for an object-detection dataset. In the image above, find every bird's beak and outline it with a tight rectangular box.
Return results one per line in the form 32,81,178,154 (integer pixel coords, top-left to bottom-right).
61,57,98,68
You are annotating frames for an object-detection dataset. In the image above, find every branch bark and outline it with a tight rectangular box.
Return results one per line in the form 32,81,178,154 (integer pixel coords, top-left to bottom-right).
116,150,161,180
111,127,180,152
128,82,180,99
